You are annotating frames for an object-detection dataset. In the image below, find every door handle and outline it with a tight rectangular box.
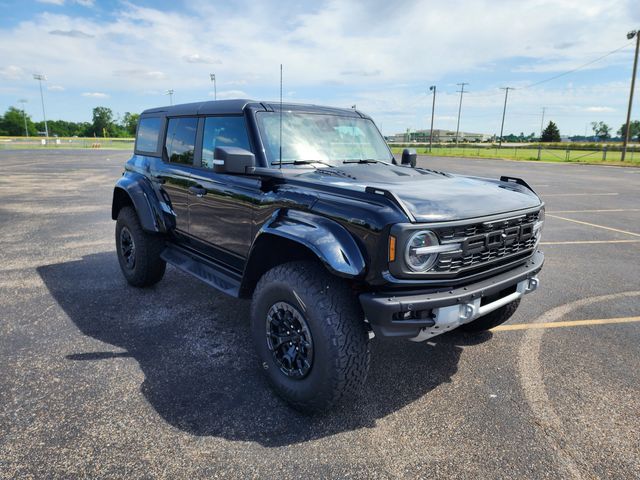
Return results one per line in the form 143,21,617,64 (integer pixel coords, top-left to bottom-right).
188,186,207,198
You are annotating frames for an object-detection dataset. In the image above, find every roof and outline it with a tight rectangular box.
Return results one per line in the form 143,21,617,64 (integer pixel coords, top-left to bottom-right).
141,99,368,119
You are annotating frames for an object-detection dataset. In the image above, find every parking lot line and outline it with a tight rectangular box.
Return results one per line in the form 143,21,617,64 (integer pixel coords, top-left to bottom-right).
493,316,640,331
548,208,640,214
542,193,618,197
540,239,640,245
546,214,640,237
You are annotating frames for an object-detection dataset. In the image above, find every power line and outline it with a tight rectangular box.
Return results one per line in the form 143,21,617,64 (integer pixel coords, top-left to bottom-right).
520,41,634,90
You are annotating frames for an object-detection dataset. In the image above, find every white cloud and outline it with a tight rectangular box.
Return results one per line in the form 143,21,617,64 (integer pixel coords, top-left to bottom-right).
183,54,220,64
36,0,65,5
49,29,94,38
36,0,95,5
210,90,249,99
0,65,24,80
82,92,108,98
48,85,65,91
585,106,616,113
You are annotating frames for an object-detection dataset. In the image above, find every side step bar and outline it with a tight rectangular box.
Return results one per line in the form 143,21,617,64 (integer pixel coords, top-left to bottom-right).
161,244,242,297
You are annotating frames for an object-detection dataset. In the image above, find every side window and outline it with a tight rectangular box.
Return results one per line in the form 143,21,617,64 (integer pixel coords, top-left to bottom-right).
165,117,198,165
135,117,162,153
201,116,251,169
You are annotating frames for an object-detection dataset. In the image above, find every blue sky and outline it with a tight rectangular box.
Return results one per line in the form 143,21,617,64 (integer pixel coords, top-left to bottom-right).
0,0,638,136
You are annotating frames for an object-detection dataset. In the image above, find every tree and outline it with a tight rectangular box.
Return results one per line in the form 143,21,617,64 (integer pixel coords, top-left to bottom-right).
591,121,611,141
618,120,640,142
121,112,139,136
541,121,561,142
91,106,116,137
0,106,37,136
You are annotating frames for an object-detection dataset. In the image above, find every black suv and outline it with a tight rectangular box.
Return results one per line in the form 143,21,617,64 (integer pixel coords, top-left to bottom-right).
112,99,544,412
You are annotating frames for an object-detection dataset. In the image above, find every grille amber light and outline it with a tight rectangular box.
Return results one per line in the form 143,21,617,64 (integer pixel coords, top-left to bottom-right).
389,235,396,262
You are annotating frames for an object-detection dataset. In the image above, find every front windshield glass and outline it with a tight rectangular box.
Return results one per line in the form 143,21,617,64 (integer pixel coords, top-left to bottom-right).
256,111,393,166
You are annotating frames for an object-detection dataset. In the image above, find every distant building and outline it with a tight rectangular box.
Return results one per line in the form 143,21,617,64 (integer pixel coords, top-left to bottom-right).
389,129,492,143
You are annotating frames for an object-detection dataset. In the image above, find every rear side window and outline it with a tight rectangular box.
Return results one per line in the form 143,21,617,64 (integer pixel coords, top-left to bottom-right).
135,117,162,153
201,116,251,169
165,117,198,165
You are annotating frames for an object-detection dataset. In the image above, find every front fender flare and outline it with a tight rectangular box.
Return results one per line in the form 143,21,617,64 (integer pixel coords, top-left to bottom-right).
254,209,366,278
112,172,169,233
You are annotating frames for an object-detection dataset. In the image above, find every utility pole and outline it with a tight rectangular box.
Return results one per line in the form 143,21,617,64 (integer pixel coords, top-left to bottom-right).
33,74,48,138
539,107,546,139
455,82,468,145
18,99,28,137
429,85,436,152
622,29,639,162
210,73,217,101
498,87,513,147
166,89,174,105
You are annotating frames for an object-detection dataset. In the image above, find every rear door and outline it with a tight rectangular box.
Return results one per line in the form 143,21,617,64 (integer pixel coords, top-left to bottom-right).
151,116,200,234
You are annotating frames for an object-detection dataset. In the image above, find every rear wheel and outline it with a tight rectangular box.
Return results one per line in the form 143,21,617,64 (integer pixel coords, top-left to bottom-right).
458,299,521,333
115,207,166,287
251,261,370,412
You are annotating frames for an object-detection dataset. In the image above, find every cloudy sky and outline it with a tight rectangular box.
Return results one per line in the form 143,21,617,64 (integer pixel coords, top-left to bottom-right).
0,0,638,136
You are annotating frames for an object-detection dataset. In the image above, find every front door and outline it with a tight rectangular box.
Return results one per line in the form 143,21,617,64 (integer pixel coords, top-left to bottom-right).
187,115,259,270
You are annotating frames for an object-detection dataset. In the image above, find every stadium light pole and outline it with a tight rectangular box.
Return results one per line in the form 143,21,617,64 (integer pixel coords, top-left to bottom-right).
498,87,513,147
210,73,217,100
455,82,468,145
33,74,49,138
166,89,174,105
621,29,639,162
18,99,28,137
429,85,436,152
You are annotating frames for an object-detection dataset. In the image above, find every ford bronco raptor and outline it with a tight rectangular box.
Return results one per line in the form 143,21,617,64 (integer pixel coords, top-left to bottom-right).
112,99,544,412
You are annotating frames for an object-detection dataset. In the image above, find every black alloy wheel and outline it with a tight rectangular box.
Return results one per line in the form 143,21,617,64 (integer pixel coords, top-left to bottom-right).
266,301,314,379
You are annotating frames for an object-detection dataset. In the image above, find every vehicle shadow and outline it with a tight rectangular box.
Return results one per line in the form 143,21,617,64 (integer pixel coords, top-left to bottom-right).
38,252,492,447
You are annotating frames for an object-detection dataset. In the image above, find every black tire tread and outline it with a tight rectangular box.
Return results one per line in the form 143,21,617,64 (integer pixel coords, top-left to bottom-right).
116,206,166,287
251,261,370,412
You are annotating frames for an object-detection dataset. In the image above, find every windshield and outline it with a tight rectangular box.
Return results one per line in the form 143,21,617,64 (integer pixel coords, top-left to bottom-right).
256,111,393,167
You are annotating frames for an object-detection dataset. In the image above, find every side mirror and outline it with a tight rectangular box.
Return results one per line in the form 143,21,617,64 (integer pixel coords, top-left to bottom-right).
213,146,256,174
401,148,417,167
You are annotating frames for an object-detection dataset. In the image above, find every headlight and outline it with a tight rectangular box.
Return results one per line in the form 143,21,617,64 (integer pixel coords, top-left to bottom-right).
533,207,545,246
405,230,440,272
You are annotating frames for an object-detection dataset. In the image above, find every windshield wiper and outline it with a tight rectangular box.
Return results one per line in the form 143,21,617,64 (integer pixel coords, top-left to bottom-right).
343,158,385,164
271,159,336,168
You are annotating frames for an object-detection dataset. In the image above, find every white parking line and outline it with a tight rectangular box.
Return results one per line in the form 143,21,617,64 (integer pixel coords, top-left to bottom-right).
543,193,618,197
547,214,640,237
541,240,640,245
548,209,640,214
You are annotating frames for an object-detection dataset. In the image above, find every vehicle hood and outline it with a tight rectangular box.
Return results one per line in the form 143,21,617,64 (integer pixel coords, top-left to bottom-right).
288,163,542,222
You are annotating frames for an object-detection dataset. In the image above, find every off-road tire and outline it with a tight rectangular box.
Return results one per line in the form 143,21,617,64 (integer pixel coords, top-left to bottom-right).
115,206,166,287
458,298,521,333
251,261,370,413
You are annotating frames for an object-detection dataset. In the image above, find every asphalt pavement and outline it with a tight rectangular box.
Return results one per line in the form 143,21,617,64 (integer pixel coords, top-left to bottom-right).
1,150,638,479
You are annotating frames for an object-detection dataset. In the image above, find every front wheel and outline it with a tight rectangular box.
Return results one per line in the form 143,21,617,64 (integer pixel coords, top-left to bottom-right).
457,299,521,333
251,261,370,412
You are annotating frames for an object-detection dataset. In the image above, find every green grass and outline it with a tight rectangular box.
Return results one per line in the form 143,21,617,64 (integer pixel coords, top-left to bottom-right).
389,146,640,166
0,137,134,151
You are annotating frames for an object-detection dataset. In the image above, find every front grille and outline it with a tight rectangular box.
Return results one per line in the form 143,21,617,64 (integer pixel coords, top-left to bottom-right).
432,210,541,274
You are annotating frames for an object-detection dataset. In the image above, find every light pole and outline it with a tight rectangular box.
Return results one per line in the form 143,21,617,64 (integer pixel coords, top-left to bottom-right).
622,29,639,162
18,99,28,137
498,87,513,147
210,73,217,100
165,89,174,105
455,82,468,145
429,85,436,152
33,74,48,138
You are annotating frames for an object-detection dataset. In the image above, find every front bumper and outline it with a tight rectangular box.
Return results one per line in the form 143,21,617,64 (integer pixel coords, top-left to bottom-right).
359,251,544,339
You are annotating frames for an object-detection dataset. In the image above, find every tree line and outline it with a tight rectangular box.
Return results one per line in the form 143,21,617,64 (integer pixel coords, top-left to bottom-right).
538,120,640,143
0,106,139,138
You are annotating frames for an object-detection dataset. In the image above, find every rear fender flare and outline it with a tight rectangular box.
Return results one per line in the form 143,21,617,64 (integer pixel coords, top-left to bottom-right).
112,172,169,233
